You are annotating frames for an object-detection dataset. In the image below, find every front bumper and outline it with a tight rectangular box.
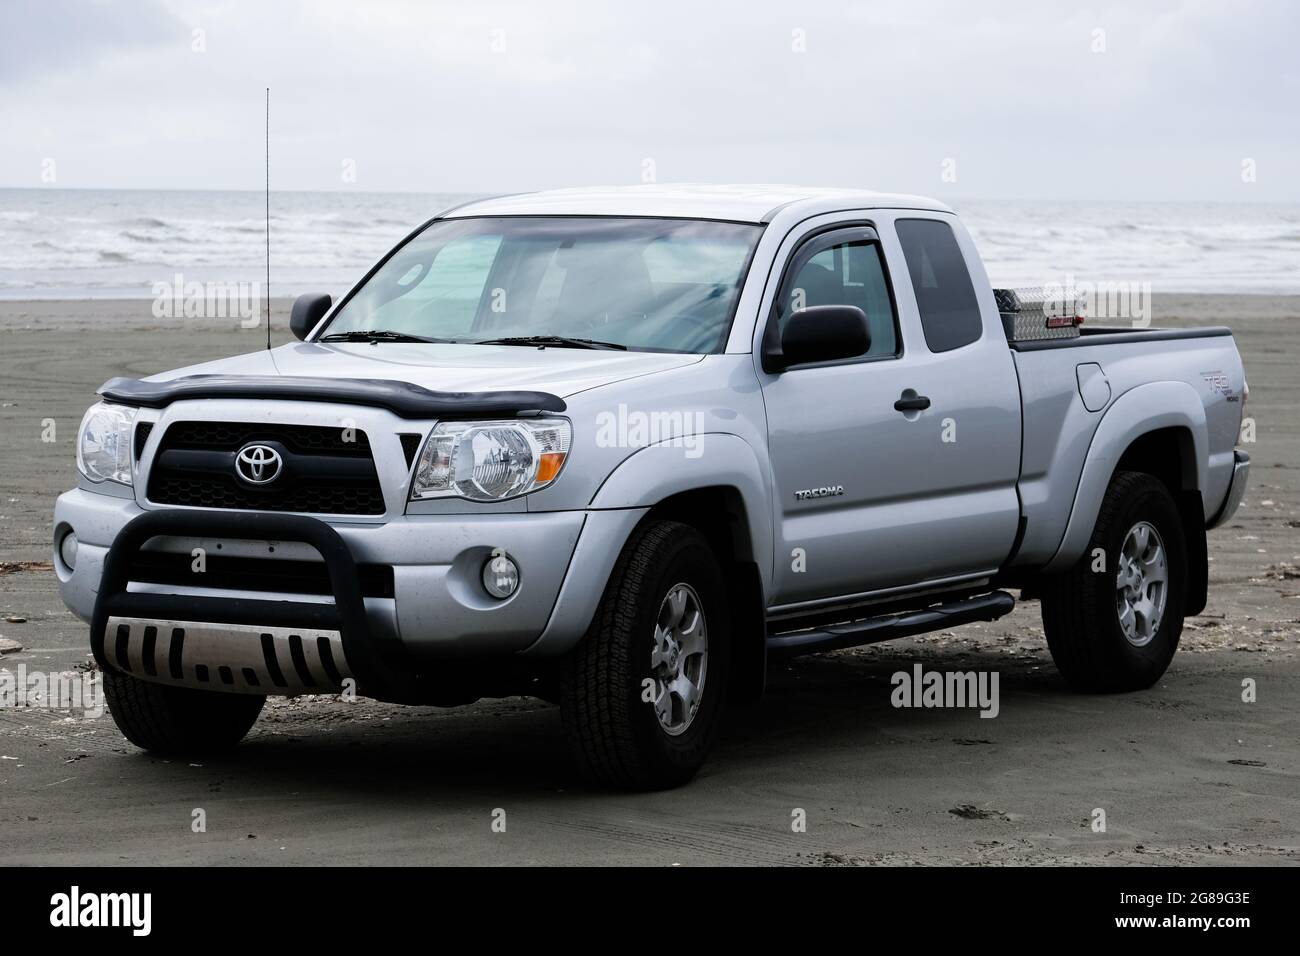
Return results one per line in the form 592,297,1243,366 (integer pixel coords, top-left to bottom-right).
54,488,645,697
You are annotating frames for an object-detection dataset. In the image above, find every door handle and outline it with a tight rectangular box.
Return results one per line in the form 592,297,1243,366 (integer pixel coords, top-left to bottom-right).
894,392,931,412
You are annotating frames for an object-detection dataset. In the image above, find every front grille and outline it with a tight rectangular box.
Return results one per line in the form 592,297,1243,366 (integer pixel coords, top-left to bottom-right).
128,550,395,598
162,421,369,454
146,421,385,515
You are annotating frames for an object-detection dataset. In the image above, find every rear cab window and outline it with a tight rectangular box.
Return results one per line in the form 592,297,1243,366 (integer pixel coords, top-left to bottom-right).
894,218,982,352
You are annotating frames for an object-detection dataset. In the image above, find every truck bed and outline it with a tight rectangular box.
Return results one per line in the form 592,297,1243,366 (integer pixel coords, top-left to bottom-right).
1008,325,1246,573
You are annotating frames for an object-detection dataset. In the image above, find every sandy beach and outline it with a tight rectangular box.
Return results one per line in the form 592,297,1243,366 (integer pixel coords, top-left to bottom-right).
0,294,1297,865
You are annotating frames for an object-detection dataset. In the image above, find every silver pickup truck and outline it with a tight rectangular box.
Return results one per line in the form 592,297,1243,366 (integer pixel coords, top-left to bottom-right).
54,185,1250,789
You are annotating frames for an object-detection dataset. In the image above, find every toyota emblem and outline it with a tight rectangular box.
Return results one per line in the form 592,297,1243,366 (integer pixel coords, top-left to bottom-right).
235,443,283,485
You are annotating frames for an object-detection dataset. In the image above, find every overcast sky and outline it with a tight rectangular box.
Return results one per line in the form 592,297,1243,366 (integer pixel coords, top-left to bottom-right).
2,0,1297,200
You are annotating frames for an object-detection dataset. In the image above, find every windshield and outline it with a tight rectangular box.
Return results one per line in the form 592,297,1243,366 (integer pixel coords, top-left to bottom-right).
321,216,762,353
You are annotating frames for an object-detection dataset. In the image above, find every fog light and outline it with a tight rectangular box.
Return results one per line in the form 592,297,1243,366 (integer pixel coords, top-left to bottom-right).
60,531,78,571
482,552,519,600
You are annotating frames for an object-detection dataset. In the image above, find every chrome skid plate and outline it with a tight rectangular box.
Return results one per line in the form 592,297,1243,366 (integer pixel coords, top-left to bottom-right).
104,616,352,695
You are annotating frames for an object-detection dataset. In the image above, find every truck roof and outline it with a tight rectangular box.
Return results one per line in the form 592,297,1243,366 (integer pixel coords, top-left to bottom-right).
440,184,953,224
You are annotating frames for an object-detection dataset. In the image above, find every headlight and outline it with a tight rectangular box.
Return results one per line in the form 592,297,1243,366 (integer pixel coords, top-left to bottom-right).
410,418,571,502
76,402,136,485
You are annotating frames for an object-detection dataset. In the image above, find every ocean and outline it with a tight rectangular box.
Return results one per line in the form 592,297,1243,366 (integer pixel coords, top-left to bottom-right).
1,188,1297,299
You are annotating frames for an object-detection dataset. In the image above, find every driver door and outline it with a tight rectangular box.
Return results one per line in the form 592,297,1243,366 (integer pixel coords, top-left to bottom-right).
760,220,1021,608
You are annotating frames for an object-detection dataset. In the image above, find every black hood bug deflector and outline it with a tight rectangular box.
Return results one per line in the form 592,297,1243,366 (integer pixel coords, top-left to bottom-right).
99,374,566,420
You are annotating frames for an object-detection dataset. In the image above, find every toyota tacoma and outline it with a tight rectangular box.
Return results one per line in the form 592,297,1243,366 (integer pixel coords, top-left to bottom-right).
54,185,1250,789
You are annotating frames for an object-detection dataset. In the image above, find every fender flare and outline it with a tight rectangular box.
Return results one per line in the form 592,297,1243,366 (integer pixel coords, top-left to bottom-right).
588,432,774,594
522,433,775,660
1044,380,1207,573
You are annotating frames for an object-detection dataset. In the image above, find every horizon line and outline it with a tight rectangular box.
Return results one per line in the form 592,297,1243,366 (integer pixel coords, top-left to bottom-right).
0,185,1296,206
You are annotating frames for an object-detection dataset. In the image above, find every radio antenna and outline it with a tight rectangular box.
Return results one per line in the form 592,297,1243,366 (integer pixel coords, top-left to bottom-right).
265,87,271,351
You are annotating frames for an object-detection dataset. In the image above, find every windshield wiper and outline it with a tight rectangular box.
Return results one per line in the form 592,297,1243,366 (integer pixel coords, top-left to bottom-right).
476,334,627,351
319,329,453,344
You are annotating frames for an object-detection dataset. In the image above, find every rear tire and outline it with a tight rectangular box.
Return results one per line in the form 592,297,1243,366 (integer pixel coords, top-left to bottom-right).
1041,471,1187,692
103,669,265,755
560,521,730,790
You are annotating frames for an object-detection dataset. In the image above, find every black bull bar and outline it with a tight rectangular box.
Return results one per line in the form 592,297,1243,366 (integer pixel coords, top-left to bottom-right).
90,509,413,699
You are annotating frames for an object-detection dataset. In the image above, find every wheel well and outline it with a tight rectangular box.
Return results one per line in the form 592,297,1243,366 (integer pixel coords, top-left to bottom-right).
645,487,767,704
646,486,753,566
1115,427,1197,495
1114,427,1208,616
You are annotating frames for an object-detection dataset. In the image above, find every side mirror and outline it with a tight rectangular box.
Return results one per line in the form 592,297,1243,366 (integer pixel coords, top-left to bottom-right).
765,305,871,371
290,293,332,341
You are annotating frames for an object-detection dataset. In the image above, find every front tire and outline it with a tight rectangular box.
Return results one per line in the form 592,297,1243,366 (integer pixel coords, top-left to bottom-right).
103,669,265,755
560,521,730,790
1041,471,1187,692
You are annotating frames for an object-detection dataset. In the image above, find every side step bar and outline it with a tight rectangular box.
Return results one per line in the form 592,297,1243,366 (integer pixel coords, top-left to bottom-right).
766,590,1016,658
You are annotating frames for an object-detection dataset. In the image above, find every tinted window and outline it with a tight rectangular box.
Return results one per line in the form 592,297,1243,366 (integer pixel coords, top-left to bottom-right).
779,239,897,358
895,219,982,352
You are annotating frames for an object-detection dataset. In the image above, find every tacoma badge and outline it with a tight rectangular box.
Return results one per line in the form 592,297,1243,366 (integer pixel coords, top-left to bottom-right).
794,485,844,501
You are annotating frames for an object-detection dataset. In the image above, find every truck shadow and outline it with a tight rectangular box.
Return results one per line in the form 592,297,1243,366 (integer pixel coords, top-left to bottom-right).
722,644,1075,760
137,641,1089,798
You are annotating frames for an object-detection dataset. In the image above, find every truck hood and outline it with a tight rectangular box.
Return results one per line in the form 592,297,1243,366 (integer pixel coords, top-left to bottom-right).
145,341,706,399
